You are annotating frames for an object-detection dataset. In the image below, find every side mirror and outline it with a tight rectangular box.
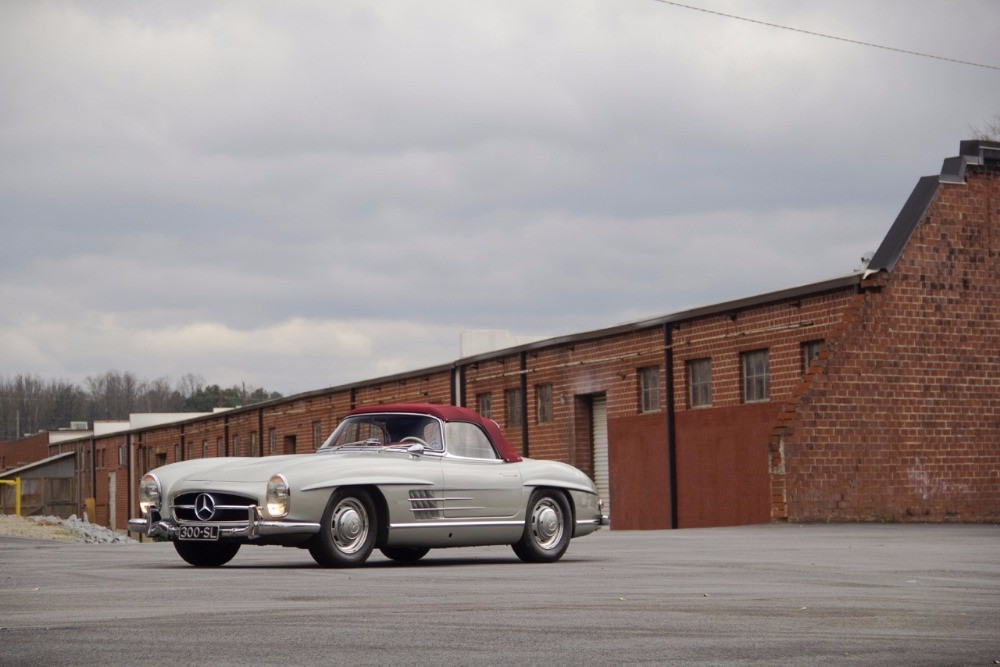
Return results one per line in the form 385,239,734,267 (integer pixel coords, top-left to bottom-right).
407,443,425,457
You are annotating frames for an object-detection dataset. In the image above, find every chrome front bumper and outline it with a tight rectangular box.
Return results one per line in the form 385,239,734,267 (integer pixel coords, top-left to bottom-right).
128,506,320,540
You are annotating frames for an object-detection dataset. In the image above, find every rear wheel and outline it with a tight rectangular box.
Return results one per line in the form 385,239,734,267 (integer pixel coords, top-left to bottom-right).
379,546,430,563
173,539,241,567
309,489,378,567
512,490,572,563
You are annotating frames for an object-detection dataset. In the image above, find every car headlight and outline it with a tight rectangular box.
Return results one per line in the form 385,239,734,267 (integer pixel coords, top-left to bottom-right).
138,473,161,515
266,474,290,518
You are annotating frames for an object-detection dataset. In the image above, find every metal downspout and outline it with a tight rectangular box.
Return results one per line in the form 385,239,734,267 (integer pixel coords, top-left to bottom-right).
90,436,96,516
127,432,134,539
519,351,529,457
451,365,465,407
664,323,679,529
258,407,265,457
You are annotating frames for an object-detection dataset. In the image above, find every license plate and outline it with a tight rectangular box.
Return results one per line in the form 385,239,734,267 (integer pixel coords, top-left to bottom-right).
178,524,219,541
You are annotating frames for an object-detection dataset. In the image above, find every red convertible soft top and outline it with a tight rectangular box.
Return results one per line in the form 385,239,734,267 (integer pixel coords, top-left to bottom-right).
346,403,523,463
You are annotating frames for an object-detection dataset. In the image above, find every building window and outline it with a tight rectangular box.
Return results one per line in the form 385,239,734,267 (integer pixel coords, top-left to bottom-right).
202,440,209,458
639,366,661,413
250,431,258,457
284,434,297,455
173,444,180,462
536,384,553,424
313,421,323,449
802,339,824,374
476,392,492,419
217,436,224,456
687,358,712,408
268,428,277,455
505,388,522,428
232,435,240,457
741,349,770,403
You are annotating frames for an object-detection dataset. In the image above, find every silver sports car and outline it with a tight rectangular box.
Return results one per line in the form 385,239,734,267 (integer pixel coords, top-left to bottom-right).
129,403,608,567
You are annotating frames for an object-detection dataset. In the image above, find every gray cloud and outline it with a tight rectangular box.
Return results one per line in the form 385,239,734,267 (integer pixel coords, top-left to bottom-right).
2,0,999,394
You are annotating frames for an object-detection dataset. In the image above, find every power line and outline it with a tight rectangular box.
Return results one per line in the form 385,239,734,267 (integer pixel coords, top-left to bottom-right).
650,0,1000,71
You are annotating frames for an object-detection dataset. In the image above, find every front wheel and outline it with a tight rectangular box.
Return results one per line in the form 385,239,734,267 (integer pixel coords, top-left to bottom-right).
309,489,378,567
512,490,572,563
173,539,241,567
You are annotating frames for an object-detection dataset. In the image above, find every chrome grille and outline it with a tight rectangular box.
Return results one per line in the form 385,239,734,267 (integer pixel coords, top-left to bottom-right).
408,490,443,519
173,491,256,522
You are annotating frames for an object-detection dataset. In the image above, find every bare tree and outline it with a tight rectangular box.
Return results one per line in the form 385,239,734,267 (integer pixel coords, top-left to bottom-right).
176,373,205,400
1,371,281,441
969,111,1000,141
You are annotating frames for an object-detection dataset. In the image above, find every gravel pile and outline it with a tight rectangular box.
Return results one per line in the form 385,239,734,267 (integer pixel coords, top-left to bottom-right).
0,513,136,544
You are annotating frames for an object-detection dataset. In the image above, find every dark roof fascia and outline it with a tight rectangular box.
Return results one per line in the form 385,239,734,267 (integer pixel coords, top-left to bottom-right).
868,140,1000,274
865,175,939,273
331,361,457,391
941,139,1000,183
458,274,861,365
1,451,76,478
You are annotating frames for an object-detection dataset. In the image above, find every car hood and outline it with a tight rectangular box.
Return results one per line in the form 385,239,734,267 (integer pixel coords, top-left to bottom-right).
174,450,413,483
178,455,317,483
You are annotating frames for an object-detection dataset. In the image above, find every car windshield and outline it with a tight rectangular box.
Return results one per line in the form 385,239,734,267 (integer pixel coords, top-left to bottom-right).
319,414,444,452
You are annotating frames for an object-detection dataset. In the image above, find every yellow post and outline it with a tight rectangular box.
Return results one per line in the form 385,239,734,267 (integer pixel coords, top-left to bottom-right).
0,478,20,517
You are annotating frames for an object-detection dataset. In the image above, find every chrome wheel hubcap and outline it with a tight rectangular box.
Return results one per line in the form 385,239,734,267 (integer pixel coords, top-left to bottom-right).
531,498,564,550
332,499,369,553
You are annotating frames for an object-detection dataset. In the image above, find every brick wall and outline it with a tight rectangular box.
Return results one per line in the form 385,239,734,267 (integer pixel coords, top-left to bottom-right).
352,371,454,410
463,328,670,529
463,355,526,453
671,288,856,527
183,418,228,459
93,434,127,529
775,164,1000,522
260,391,349,455
0,433,49,472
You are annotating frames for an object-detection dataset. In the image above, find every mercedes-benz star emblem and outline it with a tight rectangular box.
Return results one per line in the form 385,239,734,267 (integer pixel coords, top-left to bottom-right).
194,493,217,521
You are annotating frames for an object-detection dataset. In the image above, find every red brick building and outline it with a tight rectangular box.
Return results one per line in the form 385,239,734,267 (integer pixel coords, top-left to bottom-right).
6,140,998,531
0,432,49,473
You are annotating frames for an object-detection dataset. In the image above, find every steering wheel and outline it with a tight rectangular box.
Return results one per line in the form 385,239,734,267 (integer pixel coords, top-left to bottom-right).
400,436,429,448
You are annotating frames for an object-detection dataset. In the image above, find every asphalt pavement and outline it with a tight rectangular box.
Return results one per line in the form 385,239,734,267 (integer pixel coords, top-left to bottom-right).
1,523,997,666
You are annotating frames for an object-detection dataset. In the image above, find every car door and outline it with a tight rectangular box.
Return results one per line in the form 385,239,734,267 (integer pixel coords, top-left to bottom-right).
381,451,447,525
441,421,523,519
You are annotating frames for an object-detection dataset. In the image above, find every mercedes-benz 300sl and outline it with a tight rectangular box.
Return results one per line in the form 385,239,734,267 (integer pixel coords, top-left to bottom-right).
129,403,608,567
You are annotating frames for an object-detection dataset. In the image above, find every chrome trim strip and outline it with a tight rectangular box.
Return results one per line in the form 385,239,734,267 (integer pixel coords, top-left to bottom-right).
173,504,254,511
407,495,474,503
390,519,523,530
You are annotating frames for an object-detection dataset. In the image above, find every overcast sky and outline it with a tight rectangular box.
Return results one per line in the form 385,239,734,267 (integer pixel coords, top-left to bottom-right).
1,1,998,396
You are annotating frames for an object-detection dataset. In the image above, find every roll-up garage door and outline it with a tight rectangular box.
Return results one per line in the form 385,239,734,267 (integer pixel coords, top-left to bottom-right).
591,395,610,525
